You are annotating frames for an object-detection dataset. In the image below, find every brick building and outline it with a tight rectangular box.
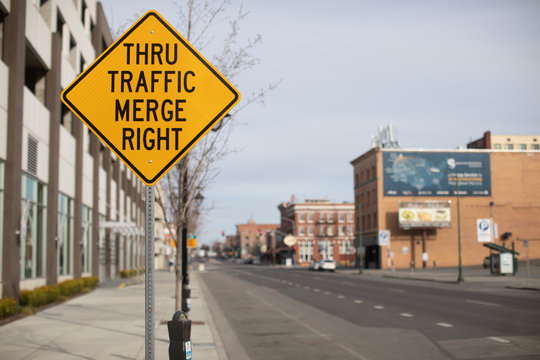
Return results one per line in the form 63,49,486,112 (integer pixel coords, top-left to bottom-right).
278,199,355,266
351,147,540,269
236,220,279,259
468,131,540,151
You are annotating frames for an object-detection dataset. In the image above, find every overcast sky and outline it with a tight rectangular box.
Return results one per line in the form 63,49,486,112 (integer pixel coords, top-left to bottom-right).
99,0,540,245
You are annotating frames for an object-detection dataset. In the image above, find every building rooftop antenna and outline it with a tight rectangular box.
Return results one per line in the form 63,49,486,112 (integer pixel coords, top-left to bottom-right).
371,124,400,149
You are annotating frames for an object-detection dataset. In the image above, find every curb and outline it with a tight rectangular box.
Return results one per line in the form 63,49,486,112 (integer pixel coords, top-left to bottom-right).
382,274,458,284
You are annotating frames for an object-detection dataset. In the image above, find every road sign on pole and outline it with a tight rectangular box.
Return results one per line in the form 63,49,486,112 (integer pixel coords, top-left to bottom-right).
61,10,240,360
477,219,492,243
61,11,240,186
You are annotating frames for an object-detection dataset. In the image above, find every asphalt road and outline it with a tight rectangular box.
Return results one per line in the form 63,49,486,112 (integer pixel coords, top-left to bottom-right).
199,261,540,360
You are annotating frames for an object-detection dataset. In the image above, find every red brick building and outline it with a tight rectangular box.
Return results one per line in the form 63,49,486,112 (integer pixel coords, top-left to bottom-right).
278,199,355,266
236,220,279,259
351,147,540,269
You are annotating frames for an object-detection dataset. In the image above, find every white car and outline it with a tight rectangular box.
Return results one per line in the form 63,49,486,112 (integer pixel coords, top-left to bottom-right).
308,261,321,271
320,259,336,272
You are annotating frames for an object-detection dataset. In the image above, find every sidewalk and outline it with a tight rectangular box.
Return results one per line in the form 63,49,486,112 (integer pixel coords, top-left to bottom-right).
0,269,224,359
338,260,540,290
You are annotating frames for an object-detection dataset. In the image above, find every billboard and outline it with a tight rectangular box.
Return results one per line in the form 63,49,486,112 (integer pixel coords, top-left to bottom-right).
399,201,451,228
383,152,491,197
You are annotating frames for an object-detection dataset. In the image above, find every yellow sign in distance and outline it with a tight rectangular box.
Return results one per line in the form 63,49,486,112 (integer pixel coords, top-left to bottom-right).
187,238,197,249
61,11,240,185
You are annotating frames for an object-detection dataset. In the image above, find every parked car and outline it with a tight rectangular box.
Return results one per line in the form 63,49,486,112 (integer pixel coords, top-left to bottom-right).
320,259,336,272
308,260,321,271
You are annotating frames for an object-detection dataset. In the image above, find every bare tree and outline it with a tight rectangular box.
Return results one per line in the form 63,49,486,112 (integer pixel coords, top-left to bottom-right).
147,0,279,311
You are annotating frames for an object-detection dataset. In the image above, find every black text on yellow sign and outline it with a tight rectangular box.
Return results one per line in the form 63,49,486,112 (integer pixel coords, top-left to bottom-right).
61,11,240,186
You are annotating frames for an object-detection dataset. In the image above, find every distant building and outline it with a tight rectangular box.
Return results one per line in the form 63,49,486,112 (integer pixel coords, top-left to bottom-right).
278,199,355,266
236,220,279,259
351,144,540,269
0,1,153,300
468,131,540,151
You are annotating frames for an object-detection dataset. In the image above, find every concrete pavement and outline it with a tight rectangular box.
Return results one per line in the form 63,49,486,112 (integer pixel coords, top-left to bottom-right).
0,268,225,360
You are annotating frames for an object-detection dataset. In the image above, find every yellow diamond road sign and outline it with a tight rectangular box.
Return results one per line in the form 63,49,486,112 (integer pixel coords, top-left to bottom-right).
61,11,240,186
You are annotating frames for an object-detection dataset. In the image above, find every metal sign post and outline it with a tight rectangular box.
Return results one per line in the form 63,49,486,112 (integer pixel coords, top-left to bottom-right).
524,239,530,288
145,185,155,359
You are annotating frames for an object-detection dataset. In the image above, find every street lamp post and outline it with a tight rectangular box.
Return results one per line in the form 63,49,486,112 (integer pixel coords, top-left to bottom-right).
456,176,464,283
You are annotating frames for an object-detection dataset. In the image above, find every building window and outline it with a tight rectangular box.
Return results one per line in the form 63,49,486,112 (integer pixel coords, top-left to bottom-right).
532,144,540,150
308,213,314,223
58,193,74,276
338,225,345,236
327,226,334,236
339,240,353,255
299,213,305,222
0,11,5,61
25,44,47,104
348,213,354,223
308,226,314,236
347,225,354,236
318,212,325,223
338,213,345,223
327,213,334,223
318,225,325,236
493,144,501,149
299,226,305,236
299,241,313,263
518,144,527,150
505,144,514,150
21,174,47,280
318,240,334,260
81,205,92,274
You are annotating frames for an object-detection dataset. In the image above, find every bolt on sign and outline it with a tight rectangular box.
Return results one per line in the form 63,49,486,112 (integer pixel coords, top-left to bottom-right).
61,11,240,185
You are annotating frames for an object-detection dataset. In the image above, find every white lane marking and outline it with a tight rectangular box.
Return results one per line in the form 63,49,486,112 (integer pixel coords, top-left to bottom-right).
314,289,320,292
295,284,300,287
304,286,310,289
324,291,331,295
374,305,384,310
338,295,345,299
465,299,500,307
437,322,454,328
250,292,370,360
487,337,510,344
399,313,414,318
354,300,363,304
288,282,293,286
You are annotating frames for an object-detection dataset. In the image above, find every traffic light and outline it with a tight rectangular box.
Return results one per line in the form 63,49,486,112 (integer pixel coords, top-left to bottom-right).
258,229,262,236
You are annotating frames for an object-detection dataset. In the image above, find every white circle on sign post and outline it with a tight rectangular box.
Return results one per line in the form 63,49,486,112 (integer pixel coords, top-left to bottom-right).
284,235,296,247
478,220,490,232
